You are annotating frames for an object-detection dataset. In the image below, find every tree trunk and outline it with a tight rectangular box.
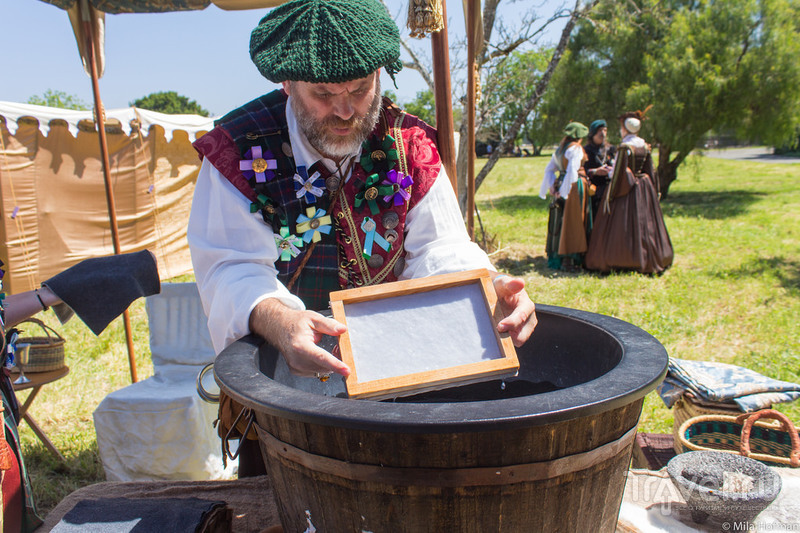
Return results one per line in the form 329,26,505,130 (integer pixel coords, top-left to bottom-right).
655,144,689,200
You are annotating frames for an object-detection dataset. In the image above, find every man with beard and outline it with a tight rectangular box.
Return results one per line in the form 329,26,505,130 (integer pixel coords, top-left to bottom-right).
188,0,537,474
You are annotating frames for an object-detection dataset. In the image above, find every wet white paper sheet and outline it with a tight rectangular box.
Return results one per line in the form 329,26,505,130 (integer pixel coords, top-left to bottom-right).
343,283,502,383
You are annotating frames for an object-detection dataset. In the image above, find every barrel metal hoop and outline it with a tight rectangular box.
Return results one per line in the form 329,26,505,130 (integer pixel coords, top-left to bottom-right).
256,424,636,487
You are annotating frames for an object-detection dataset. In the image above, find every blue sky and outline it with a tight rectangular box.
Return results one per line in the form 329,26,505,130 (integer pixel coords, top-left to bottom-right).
1,1,565,117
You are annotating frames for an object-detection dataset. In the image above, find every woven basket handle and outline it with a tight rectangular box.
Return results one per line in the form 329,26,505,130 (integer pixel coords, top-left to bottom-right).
19,317,65,344
736,409,800,467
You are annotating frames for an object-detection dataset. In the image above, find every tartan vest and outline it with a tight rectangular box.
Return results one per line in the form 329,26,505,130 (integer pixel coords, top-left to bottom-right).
193,90,440,310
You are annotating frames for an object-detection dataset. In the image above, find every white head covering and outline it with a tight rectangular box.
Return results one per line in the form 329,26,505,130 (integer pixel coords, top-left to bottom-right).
624,117,641,134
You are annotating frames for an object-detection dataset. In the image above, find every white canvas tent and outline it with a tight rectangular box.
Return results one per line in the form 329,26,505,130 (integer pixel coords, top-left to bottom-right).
0,101,214,293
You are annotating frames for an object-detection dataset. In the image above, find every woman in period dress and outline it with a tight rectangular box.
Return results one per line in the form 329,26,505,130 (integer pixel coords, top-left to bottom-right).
585,110,674,274
539,122,593,271
583,119,616,222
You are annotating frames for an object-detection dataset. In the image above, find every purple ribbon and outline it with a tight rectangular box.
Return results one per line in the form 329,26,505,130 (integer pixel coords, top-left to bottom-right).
240,145,278,183
381,169,413,206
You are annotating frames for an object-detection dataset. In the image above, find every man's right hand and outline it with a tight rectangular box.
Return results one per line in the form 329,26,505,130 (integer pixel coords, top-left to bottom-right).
249,298,350,378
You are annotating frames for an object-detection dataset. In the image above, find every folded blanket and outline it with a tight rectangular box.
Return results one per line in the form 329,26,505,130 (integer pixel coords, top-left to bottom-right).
658,358,800,412
50,497,230,533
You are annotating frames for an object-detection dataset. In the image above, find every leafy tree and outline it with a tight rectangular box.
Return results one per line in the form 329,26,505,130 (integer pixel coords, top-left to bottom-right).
545,0,800,197
481,48,554,155
382,89,398,103
403,89,437,127
130,91,210,117
27,90,89,110
400,0,600,209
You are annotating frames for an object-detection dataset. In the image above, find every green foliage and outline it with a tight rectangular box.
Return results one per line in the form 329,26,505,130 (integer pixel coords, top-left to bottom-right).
402,89,437,127
382,89,398,103
544,0,800,194
481,48,553,147
130,91,210,116
27,90,89,111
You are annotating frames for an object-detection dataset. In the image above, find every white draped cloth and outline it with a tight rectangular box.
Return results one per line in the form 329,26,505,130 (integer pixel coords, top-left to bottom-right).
188,97,494,353
539,143,585,200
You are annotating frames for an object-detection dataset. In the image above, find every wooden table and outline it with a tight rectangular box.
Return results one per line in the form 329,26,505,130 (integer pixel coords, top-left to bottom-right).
12,366,70,461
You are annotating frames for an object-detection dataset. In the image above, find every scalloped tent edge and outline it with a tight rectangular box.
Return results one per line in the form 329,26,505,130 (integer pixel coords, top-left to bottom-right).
0,101,215,142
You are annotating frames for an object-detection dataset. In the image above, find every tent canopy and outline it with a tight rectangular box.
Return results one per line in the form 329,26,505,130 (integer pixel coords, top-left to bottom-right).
0,101,206,293
39,0,283,14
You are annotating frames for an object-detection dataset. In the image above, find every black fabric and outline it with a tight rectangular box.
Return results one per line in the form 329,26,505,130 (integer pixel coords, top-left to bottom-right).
51,497,230,533
42,250,160,335
584,141,616,219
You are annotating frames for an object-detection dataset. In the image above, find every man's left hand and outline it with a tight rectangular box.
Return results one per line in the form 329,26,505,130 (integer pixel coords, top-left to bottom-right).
492,274,537,347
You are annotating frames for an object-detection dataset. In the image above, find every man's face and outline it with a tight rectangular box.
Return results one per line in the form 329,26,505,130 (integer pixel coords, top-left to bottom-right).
284,72,382,160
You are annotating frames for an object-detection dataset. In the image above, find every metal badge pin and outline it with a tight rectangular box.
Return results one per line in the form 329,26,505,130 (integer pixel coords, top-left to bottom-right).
251,158,268,173
325,176,341,191
381,211,399,229
393,256,405,277
362,218,377,232
384,229,398,243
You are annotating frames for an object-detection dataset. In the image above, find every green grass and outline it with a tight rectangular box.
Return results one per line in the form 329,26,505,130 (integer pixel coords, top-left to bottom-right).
476,153,799,435
15,155,800,517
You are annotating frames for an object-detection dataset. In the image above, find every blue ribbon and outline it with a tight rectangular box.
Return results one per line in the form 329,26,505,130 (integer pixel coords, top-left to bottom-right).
360,217,390,259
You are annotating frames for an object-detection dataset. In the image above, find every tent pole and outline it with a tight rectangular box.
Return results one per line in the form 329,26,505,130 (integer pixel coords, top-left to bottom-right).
465,0,477,239
82,5,139,383
431,0,458,195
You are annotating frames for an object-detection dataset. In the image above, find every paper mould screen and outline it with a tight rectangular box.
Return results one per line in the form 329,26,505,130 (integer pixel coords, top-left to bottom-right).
343,283,502,383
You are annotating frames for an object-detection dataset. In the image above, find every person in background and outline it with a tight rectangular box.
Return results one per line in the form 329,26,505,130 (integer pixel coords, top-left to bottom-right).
539,122,594,271
583,119,615,221
585,109,674,274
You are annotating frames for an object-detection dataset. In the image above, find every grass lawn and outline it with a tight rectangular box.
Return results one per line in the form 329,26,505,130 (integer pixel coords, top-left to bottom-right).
14,153,800,516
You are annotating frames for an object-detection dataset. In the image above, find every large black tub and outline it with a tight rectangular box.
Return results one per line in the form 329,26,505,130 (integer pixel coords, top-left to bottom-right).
215,304,668,532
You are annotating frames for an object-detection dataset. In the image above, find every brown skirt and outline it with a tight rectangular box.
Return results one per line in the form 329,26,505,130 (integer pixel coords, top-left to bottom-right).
585,172,673,274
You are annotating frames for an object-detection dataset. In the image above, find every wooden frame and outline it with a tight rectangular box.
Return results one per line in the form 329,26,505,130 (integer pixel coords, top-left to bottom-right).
329,269,519,400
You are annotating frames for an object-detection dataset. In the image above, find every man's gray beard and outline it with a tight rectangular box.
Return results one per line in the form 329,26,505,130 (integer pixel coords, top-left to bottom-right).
292,82,382,160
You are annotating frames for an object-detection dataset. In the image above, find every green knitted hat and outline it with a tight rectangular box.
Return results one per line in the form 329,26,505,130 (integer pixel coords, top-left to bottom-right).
563,121,589,139
250,0,403,84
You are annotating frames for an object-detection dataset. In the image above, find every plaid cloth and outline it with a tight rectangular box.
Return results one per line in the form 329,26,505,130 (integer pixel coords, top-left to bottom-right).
658,357,800,412
213,91,340,309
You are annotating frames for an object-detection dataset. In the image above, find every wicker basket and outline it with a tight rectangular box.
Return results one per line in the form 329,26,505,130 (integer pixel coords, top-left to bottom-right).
677,409,800,468
17,318,66,373
671,394,744,454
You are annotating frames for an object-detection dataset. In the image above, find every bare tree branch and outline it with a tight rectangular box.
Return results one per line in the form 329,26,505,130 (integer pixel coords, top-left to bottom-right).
400,39,435,92
473,0,598,192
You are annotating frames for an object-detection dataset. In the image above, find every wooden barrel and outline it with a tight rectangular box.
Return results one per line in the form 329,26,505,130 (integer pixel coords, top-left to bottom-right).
216,304,667,532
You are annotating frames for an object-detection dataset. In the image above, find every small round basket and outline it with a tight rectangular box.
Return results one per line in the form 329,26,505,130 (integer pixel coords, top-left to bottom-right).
17,318,66,373
678,409,800,469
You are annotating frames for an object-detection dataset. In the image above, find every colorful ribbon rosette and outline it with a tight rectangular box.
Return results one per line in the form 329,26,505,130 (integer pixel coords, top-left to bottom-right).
296,207,332,243
240,146,278,183
355,173,394,215
360,134,399,174
274,226,304,261
293,166,326,204
250,194,287,227
360,216,391,260
381,169,413,206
